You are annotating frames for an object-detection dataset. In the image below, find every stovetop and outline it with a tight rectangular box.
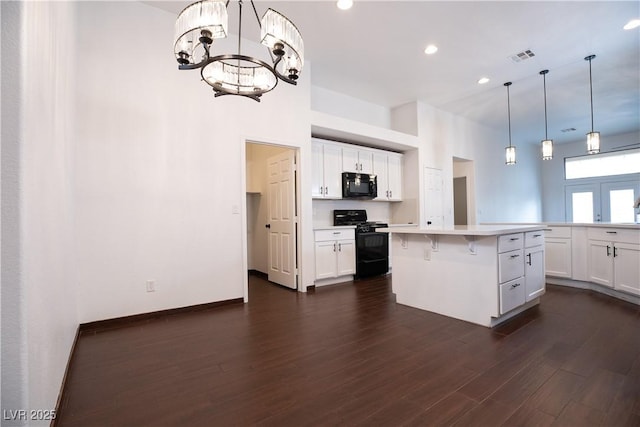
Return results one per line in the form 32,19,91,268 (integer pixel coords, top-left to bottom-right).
356,222,389,233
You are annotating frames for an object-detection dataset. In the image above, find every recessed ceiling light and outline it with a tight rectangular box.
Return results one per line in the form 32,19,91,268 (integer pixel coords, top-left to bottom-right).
337,0,353,10
424,45,438,55
623,19,640,30
477,77,490,85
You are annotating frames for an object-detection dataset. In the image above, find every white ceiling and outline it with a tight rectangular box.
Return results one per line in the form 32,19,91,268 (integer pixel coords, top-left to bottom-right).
150,0,640,146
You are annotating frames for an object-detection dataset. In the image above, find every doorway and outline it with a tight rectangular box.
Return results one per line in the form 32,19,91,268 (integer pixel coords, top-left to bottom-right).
245,142,299,290
453,177,468,225
453,157,476,225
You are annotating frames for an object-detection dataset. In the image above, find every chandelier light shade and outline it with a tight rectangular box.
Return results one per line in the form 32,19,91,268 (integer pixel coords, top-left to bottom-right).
261,9,304,81
173,0,304,102
504,82,516,165
585,55,600,154
539,69,553,160
173,0,228,64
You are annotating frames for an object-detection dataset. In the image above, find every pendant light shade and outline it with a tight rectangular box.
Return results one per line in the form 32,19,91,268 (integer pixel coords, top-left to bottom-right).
587,131,600,154
585,55,600,154
504,82,516,165
539,69,553,160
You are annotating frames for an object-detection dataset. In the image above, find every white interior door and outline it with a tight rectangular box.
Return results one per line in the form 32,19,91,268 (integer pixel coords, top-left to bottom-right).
424,167,444,227
267,151,297,289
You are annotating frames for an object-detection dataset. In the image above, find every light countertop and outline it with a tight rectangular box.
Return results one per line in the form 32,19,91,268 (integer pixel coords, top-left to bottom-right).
484,222,640,230
313,225,356,231
377,224,545,236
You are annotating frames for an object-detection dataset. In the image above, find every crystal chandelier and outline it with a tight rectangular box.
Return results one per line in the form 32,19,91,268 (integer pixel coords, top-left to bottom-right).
173,0,304,102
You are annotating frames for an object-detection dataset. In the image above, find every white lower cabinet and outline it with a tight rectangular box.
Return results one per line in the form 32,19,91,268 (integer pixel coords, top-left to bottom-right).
588,239,614,288
544,226,572,278
314,229,355,280
498,233,526,315
545,238,572,277
525,245,545,301
588,238,640,295
500,277,526,314
497,231,545,315
613,243,640,295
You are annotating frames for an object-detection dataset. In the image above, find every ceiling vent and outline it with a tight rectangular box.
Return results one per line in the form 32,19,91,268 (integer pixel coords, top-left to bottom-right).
509,49,535,63
561,127,577,133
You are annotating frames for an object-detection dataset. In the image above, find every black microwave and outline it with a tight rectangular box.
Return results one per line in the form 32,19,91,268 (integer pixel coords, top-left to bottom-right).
342,172,377,199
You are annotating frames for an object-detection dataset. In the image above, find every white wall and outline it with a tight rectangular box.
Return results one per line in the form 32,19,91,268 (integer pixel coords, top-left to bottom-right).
73,1,313,322
1,1,78,424
541,131,640,221
396,101,543,226
311,86,391,129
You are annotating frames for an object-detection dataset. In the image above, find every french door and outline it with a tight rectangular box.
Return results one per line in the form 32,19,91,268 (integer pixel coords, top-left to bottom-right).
565,179,640,223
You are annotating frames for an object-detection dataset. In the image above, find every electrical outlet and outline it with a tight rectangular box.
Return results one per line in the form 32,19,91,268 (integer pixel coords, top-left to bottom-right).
401,237,408,249
146,280,155,292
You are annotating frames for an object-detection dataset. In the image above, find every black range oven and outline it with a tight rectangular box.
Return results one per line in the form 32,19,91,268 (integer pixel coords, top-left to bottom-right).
333,210,389,278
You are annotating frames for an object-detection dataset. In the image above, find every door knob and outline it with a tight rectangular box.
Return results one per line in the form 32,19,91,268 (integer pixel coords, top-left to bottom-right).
265,224,271,229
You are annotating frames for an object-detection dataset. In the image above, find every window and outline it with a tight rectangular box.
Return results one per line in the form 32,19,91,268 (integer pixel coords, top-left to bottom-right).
565,149,640,180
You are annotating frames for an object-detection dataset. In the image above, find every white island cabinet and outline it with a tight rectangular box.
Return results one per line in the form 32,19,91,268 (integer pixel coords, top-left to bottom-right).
379,225,545,327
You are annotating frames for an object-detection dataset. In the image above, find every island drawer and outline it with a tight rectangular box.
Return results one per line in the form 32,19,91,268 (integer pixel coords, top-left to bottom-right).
498,233,524,253
500,277,526,315
499,249,524,283
314,229,355,242
525,231,545,248
543,227,571,239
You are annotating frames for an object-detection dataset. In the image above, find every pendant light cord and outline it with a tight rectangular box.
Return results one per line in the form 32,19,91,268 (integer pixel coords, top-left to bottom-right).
543,73,549,140
506,83,512,147
588,57,594,132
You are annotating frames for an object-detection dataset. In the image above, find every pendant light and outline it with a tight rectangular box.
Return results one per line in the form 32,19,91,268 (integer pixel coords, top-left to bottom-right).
504,82,516,165
540,70,553,160
584,55,600,154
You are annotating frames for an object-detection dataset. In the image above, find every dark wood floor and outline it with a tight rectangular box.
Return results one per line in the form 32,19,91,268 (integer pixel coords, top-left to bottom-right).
56,275,640,427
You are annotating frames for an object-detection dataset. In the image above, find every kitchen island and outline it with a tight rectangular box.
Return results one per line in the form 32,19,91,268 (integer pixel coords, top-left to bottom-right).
378,225,546,327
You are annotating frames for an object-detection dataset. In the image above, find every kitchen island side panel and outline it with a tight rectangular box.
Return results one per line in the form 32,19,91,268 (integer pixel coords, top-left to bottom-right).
390,233,500,326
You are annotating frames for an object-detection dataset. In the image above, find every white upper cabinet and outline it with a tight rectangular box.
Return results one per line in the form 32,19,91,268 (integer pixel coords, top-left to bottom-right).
312,139,342,199
342,145,373,174
312,138,403,201
373,151,403,201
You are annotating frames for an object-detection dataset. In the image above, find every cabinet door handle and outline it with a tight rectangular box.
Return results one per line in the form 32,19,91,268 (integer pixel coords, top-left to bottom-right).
511,283,521,289
325,186,328,195
509,237,520,241
333,231,340,235
510,254,520,259
606,231,617,234
527,253,532,266
613,246,618,257
338,243,342,251
333,243,337,252
386,190,389,198
390,190,393,198
606,245,611,256
533,234,542,238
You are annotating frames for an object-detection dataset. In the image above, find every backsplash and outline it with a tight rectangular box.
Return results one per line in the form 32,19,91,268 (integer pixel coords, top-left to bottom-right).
313,199,391,227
